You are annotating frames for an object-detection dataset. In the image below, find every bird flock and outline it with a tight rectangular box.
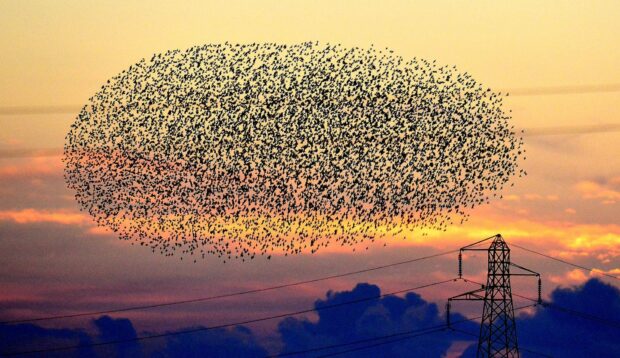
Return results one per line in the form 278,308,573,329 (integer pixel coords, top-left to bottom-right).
64,42,525,262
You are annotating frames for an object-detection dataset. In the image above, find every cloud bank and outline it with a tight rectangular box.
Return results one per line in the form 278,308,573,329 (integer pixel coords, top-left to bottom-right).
2,279,618,357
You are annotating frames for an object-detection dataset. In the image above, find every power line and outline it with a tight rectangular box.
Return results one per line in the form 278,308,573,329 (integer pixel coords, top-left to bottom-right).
449,327,553,358
308,304,537,358
4,216,615,328
5,240,618,356
510,292,620,330
314,272,620,357
269,312,483,357
461,277,620,330
0,250,457,325
270,325,447,358
315,328,446,358
510,243,620,281
1,279,455,356
542,302,620,330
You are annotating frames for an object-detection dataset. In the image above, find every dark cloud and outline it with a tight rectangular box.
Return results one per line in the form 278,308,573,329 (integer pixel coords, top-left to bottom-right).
153,326,268,358
0,320,93,357
92,316,142,357
2,279,618,357
515,278,620,358
0,316,266,358
460,278,620,357
278,282,476,357
0,283,472,357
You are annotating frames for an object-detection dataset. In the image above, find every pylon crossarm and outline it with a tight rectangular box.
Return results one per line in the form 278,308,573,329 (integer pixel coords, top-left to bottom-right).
448,288,486,301
460,234,501,251
510,262,540,276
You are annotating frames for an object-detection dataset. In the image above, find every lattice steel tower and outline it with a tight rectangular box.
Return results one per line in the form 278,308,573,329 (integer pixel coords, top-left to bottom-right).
447,234,541,358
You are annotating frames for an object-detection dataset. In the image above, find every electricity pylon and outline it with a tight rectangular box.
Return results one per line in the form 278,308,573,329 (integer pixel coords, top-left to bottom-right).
446,234,541,358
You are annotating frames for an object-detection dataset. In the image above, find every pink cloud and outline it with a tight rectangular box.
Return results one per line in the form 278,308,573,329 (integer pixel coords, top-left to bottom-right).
390,204,620,262
502,193,561,202
0,208,88,225
590,268,620,277
87,226,113,235
575,177,620,204
0,157,63,178
549,267,620,285
549,269,589,285
564,208,576,215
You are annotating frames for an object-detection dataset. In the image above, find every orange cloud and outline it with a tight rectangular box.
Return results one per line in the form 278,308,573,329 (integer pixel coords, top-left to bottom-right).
523,193,559,201
549,267,620,285
549,269,589,285
87,226,113,235
0,208,88,225
591,268,620,276
384,204,620,261
0,157,63,178
575,177,620,204
1,198,618,269
499,194,559,202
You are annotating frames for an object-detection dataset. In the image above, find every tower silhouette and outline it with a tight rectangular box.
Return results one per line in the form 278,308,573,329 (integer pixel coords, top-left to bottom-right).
477,235,519,357
447,234,541,358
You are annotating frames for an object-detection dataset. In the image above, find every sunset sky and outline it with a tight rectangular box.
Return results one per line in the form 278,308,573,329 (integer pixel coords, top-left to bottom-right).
1,1,619,356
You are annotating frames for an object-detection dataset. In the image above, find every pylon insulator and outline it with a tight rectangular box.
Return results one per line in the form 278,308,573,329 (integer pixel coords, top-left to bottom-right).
458,251,463,278
537,277,542,304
